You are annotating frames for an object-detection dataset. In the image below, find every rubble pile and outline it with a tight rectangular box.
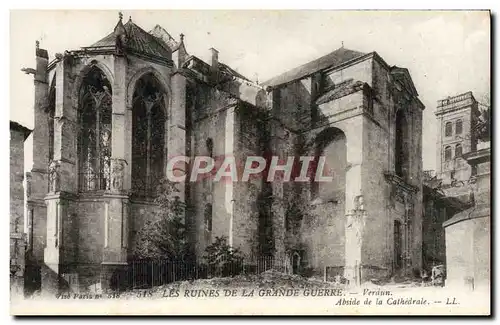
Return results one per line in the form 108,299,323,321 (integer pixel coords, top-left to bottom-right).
121,269,344,298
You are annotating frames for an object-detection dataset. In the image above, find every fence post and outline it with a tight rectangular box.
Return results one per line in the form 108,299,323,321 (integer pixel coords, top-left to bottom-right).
132,261,135,289
151,260,154,288
161,260,167,286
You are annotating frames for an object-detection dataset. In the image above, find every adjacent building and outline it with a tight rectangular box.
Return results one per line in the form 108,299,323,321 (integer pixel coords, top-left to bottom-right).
10,121,32,298
443,146,490,290
422,91,490,290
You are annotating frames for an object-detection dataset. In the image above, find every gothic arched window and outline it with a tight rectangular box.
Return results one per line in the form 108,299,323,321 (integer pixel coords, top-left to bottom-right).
444,146,452,161
445,122,452,137
132,74,167,196
455,144,463,157
455,119,463,135
78,67,112,191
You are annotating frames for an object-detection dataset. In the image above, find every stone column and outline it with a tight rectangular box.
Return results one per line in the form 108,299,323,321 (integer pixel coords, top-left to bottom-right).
27,44,50,270
42,54,78,294
403,194,415,276
343,121,365,285
271,131,286,259
169,72,187,202
344,200,367,286
43,193,75,294
269,91,286,259
224,105,235,246
100,55,129,293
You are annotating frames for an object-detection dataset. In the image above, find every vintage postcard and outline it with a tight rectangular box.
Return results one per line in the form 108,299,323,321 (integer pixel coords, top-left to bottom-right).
9,10,491,315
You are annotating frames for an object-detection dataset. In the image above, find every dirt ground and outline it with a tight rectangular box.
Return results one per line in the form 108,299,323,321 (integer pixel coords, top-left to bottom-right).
120,269,450,298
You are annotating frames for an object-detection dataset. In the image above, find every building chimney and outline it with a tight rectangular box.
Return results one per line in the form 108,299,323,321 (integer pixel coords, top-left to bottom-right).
209,47,219,69
209,47,219,83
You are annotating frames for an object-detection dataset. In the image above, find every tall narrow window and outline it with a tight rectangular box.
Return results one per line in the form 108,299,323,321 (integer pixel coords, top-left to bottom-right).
395,110,409,179
78,67,112,191
394,220,402,270
206,138,214,158
455,144,463,157
132,74,166,197
444,146,452,161
48,76,56,163
445,122,452,137
455,119,463,135
204,203,212,232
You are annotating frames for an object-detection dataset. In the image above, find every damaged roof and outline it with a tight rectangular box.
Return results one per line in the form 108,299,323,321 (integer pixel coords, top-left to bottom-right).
315,78,366,105
88,19,171,59
219,62,250,82
263,47,366,88
149,24,181,52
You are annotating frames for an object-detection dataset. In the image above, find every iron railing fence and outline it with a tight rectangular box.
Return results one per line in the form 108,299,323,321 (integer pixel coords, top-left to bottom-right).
128,255,291,290
31,256,293,294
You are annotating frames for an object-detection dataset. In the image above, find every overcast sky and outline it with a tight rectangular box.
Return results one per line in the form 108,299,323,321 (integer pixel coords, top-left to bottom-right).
10,10,490,171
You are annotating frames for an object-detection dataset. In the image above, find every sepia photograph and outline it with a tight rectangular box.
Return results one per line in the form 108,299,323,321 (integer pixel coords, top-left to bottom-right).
8,9,491,315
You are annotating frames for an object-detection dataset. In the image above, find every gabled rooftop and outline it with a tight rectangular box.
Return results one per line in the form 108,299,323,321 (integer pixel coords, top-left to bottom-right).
10,121,32,140
390,66,419,97
262,47,366,88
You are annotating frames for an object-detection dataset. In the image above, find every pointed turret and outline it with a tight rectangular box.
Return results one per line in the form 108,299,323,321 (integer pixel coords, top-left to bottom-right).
114,12,127,55
177,33,188,67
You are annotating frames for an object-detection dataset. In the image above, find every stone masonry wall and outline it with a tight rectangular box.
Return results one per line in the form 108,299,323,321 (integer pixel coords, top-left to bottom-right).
189,84,237,258
232,103,264,258
10,130,26,234
361,113,392,276
10,129,27,297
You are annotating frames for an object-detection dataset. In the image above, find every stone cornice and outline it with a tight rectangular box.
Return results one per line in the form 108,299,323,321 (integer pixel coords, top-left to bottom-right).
463,148,491,165
45,191,79,201
384,172,419,194
434,101,476,117
27,199,46,207
78,191,130,201
30,168,48,174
